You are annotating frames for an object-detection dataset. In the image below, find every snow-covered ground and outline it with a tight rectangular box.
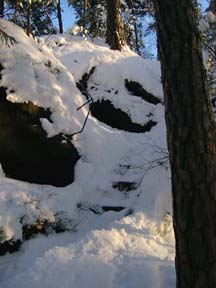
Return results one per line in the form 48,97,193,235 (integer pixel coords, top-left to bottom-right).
0,20,175,288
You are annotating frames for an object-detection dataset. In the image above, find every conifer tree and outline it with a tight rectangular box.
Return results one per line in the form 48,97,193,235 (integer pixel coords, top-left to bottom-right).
154,0,216,286
56,0,63,33
68,0,106,38
6,0,57,36
106,0,125,50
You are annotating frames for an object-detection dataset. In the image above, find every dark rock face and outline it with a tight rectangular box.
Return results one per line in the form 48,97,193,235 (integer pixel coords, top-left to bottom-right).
77,202,126,215
90,99,157,133
0,216,74,256
0,239,22,256
125,79,162,105
112,181,137,192
0,85,80,187
76,70,158,133
76,67,95,99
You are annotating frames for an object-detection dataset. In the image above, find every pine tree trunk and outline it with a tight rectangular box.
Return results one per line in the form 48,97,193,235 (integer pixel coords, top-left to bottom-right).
83,0,87,30
57,0,63,34
154,0,216,287
13,1,19,22
134,21,140,54
26,3,31,36
106,0,125,50
0,0,4,18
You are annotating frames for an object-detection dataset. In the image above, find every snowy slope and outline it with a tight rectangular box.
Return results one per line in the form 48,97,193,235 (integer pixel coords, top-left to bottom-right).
0,20,175,288
0,19,87,137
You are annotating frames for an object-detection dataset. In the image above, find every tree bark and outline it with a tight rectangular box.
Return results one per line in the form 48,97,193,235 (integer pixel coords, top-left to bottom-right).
134,21,140,54
26,3,31,36
57,0,63,34
154,0,216,287
106,0,125,50
83,0,87,30
0,0,4,18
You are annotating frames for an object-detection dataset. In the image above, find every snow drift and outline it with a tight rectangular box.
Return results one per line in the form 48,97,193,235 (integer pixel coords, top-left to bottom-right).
0,19,175,288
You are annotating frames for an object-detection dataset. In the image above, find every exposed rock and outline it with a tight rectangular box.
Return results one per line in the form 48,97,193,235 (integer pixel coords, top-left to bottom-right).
77,202,126,215
77,70,157,133
112,181,137,192
102,206,126,212
76,67,95,99
22,215,75,240
90,99,157,133
0,239,22,256
0,66,80,187
125,79,162,105
0,216,75,256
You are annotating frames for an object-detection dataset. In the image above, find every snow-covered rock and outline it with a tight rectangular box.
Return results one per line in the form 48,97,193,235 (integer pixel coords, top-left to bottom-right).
0,19,174,288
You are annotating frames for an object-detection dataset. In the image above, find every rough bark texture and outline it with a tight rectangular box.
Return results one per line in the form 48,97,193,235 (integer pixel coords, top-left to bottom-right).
26,3,31,36
83,0,88,30
106,0,125,50
154,0,216,287
57,0,63,34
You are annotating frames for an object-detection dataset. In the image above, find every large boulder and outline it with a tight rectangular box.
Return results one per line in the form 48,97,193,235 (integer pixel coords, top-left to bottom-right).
0,85,80,187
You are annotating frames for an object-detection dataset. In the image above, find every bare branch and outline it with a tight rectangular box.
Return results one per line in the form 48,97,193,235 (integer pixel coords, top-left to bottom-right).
0,28,18,47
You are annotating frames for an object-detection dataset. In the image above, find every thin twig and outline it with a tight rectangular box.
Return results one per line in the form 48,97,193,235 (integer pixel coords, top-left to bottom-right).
71,72,94,137
71,108,91,137
77,98,92,111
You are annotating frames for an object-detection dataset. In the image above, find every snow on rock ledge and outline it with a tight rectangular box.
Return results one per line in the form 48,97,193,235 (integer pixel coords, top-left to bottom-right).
0,20,84,186
0,22,175,288
0,19,87,137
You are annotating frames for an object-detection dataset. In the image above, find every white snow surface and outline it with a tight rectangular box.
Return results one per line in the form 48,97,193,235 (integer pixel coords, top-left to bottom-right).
0,20,175,288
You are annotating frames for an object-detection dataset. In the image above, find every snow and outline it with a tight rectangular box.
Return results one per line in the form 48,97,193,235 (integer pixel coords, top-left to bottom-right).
0,213,175,288
0,19,175,288
0,19,87,137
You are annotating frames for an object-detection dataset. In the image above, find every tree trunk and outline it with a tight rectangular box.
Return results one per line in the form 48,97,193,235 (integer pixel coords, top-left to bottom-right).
13,1,19,22
57,0,63,34
106,0,125,50
125,0,139,54
154,0,216,287
134,21,140,54
0,0,4,18
26,3,31,36
83,0,87,30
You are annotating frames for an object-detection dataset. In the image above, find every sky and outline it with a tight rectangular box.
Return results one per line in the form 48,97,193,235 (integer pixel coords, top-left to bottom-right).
51,0,75,32
59,0,210,32
61,0,75,31
56,0,211,59
201,0,210,10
